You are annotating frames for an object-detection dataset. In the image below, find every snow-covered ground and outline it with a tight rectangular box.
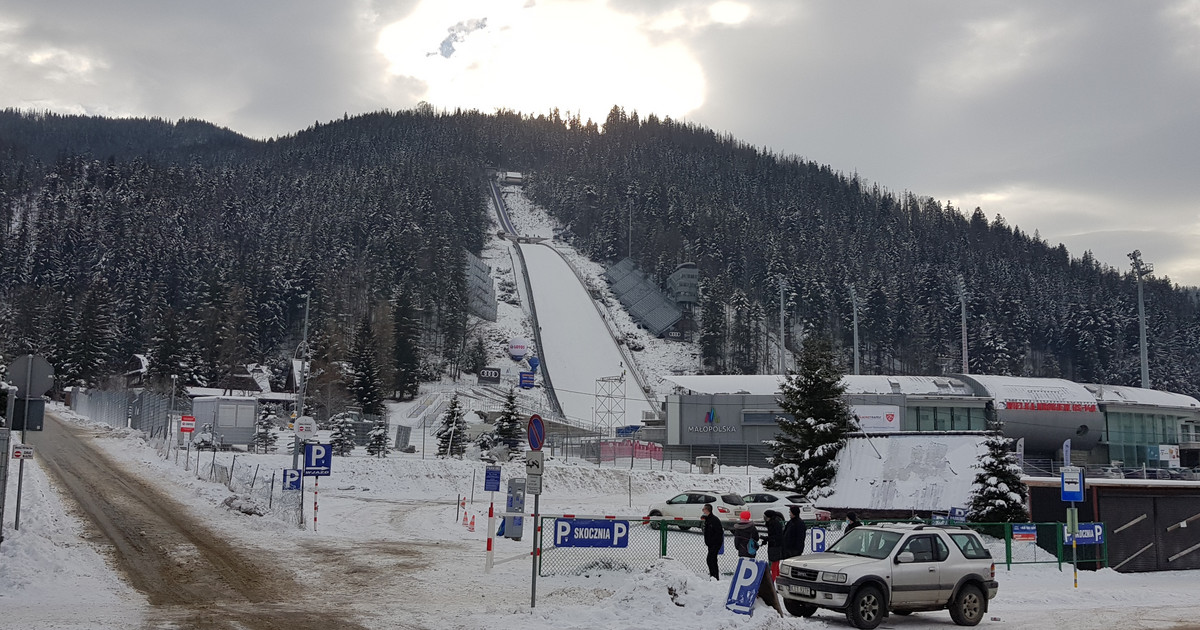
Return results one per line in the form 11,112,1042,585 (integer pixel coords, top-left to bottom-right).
5,405,1200,629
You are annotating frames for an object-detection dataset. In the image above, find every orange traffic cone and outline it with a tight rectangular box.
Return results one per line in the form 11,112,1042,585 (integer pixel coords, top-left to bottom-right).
460,497,466,510
462,511,469,527
469,516,476,532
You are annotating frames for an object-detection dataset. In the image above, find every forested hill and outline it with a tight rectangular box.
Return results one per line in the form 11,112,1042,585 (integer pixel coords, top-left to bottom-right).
1,107,1197,405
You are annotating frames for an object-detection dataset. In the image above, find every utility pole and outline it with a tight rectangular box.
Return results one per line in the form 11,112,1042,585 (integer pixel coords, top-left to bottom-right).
293,294,311,470
848,284,861,375
957,275,969,374
1129,251,1153,388
779,276,786,374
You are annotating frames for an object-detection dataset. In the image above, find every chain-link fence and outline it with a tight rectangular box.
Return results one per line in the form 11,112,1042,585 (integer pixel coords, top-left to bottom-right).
536,517,1104,579
69,387,192,438
537,515,849,578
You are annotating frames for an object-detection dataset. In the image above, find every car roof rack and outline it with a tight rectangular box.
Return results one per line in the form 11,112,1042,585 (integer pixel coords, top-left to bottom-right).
913,524,972,531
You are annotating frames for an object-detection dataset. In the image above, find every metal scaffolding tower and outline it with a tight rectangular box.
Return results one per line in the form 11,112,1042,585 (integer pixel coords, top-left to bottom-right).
594,374,627,437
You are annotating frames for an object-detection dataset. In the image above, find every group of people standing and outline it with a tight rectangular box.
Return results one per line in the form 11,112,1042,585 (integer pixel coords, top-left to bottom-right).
700,503,812,616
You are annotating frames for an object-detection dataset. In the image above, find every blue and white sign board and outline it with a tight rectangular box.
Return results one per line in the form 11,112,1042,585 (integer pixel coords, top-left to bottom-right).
553,519,630,547
811,527,827,553
484,465,501,492
303,443,332,476
615,425,641,437
1013,523,1038,542
519,371,535,389
948,507,968,524
726,558,769,615
1061,466,1084,502
931,514,948,525
1064,522,1106,544
283,469,302,491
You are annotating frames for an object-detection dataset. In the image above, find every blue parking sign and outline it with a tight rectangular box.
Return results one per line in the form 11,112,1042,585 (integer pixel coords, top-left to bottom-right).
811,527,827,552
303,443,332,476
484,465,501,492
283,469,302,491
726,558,769,615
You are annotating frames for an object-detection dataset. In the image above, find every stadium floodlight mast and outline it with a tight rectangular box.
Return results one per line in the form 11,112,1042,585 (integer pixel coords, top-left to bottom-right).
848,284,861,375
956,275,969,374
1129,250,1152,388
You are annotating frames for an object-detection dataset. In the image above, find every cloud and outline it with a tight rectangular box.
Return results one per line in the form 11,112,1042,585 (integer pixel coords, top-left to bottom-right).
376,0,707,123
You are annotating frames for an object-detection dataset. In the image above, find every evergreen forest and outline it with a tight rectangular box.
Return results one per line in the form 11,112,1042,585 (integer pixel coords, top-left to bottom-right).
1,106,1197,413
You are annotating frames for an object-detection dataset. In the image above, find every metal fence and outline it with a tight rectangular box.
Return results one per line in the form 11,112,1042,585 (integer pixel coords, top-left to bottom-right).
535,517,1105,579
148,434,305,529
537,515,849,578
69,387,192,437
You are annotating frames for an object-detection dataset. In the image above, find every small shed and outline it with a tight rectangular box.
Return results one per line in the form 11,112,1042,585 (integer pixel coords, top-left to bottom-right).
191,396,258,447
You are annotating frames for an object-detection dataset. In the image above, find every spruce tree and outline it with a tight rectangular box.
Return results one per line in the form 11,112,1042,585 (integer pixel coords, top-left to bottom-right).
966,423,1030,523
348,315,385,415
493,387,524,453
252,404,279,454
392,295,421,401
764,335,854,499
328,411,358,456
436,394,467,458
365,418,390,457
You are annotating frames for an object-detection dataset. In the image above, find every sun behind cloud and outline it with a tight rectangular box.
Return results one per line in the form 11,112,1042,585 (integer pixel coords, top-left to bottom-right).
376,0,707,123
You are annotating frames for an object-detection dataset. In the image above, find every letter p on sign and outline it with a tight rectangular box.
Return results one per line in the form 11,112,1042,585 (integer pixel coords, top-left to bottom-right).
308,444,327,466
556,520,571,546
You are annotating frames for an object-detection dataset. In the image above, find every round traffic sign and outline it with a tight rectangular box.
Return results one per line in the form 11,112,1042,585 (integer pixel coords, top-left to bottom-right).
528,414,545,451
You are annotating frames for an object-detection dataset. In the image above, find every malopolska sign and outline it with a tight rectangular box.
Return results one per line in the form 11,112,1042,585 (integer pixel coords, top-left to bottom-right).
688,424,737,433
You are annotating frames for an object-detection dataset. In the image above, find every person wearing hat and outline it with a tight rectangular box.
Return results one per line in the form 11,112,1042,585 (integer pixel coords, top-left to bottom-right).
845,511,864,532
732,509,783,616
732,510,759,558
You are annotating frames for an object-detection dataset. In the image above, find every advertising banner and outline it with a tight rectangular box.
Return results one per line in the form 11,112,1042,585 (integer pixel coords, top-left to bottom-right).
851,405,901,433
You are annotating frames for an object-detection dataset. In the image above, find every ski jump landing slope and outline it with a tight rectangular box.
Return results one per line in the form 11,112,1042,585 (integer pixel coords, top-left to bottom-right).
522,244,654,429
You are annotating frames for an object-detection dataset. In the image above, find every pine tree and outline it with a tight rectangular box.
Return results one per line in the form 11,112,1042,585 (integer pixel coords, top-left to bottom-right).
365,417,390,457
392,295,421,401
436,394,467,458
348,315,384,415
966,423,1030,523
763,335,854,499
328,411,357,456
252,404,279,454
493,387,524,454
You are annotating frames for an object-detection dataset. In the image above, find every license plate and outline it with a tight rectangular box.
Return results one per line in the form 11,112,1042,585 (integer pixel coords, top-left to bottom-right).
788,585,814,597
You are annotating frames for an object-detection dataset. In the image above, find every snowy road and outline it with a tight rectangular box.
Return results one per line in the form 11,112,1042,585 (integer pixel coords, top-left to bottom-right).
522,243,654,429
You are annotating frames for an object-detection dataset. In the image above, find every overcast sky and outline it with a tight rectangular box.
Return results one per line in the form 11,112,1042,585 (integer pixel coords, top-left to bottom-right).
3,1,1198,284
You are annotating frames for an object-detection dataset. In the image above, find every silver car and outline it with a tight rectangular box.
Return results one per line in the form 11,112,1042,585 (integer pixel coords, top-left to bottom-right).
776,523,998,629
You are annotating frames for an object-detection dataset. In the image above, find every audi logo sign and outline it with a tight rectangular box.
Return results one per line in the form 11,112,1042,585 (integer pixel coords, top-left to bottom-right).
478,367,502,384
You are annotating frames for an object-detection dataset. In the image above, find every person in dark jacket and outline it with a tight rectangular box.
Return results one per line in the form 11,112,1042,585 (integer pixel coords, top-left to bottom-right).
732,510,759,557
763,510,786,580
701,503,724,580
781,504,808,560
845,511,864,532
732,510,783,616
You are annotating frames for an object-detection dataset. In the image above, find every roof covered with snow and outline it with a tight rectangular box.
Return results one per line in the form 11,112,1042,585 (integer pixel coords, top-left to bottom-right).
660,374,976,397
1082,383,1200,411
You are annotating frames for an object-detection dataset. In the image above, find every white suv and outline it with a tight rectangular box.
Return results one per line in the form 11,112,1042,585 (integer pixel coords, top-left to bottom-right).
646,490,745,530
776,524,998,629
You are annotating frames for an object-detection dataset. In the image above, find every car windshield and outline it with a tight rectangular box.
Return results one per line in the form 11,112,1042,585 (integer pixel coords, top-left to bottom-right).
828,529,904,559
722,494,746,505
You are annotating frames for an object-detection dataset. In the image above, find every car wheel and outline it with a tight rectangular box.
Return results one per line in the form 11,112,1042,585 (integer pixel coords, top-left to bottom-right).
845,585,884,630
949,584,984,626
783,599,817,617
648,510,663,530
